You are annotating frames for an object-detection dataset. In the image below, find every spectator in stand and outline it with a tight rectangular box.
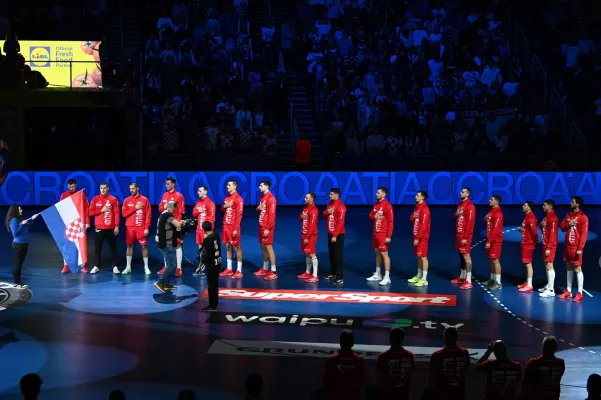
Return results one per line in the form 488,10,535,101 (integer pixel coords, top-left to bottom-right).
522,336,566,399
428,326,470,399
376,327,415,400
20,373,43,400
245,373,262,400
477,340,522,399
588,374,601,400
322,329,365,400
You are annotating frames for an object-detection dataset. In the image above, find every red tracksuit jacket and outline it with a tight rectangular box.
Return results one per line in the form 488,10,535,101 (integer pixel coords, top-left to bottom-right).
540,210,558,249
258,191,276,229
370,198,394,238
89,194,120,230
60,190,90,225
193,196,216,232
158,190,186,220
560,210,589,250
122,194,152,229
521,211,538,249
455,199,475,239
485,206,504,245
410,202,430,241
222,191,244,230
323,199,346,237
300,203,318,237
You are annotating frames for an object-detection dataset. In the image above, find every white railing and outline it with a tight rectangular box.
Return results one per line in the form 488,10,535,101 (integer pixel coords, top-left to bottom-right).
532,55,547,102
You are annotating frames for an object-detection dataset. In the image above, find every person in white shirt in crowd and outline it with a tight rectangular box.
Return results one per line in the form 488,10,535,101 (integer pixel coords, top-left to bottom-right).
481,60,502,87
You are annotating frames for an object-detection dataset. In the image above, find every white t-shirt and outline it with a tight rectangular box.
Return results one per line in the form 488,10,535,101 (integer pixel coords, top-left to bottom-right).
427,59,444,79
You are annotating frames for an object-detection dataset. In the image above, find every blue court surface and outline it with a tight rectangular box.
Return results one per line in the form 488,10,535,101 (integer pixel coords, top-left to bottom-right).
1,206,600,399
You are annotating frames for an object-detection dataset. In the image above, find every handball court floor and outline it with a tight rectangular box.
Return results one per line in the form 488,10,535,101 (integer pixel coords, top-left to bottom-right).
1,206,601,399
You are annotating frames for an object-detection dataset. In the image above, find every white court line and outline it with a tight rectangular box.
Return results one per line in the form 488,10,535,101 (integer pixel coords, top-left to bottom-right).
583,289,593,298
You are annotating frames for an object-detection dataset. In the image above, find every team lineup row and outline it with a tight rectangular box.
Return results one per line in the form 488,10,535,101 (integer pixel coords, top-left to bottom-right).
56,178,590,302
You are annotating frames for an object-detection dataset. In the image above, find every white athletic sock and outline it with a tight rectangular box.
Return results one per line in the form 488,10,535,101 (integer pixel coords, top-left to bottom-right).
311,257,318,277
466,272,472,283
126,256,132,268
227,259,233,270
263,261,269,270
548,270,555,289
417,269,423,278
143,257,149,268
176,247,182,269
527,277,532,286
305,256,312,274
384,270,390,279
375,266,381,277
460,270,466,279
271,264,277,272
495,274,501,284
567,270,574,292
237,261,243,273
422,271,428,281
576,271,584,294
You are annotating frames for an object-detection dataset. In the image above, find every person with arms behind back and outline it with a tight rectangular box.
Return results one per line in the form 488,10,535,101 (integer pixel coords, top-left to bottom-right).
428,327,470,399
451,187,476,290
322,330,365,400
5,205,39,288
539,200,559,297
376,327,415,399
88,182,120,274
200,221,221,312
121,182,152,275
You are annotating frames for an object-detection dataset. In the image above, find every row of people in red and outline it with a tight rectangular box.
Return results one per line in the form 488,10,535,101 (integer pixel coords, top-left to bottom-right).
448,188,589,303
323,327,566,400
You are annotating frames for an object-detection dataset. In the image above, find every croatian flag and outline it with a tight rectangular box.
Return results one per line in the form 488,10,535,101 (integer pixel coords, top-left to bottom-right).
41,190,88,272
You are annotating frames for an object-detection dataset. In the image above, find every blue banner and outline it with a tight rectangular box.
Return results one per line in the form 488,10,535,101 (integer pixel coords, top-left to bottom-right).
1,171,600,206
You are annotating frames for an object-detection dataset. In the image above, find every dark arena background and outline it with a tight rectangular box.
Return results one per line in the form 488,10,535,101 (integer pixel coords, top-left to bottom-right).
2,0,601,398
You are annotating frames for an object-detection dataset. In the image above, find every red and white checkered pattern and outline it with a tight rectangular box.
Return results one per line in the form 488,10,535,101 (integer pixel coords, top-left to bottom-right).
65,217,85,243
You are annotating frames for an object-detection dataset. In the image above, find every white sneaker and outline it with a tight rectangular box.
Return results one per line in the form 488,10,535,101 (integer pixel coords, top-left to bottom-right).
538,286,548,293
366,273,382,282
144,267,151,275
90,266,100,274
379,277,391,286
539,289,555,297
121,267,132,275
113,266,121,274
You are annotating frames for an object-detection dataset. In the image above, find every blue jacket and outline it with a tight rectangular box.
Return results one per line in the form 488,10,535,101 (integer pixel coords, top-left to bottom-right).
10,217,31,244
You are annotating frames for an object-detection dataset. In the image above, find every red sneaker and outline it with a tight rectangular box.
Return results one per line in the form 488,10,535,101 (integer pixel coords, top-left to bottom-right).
264,271,278,280
220,269,234,277
254,269,269,276
573,292,584,303
62,266,70,274
519,285,534,292
450,277,465,284
459,281,473,290
175,268,183,277
518,282,527,289
157,266,166,275
298,272,312,279
81,267,89,273
558,290,573,299
232,271,243,279
305,276,319,283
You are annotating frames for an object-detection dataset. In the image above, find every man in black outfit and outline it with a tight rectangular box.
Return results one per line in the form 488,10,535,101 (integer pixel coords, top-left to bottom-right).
200,221,221,312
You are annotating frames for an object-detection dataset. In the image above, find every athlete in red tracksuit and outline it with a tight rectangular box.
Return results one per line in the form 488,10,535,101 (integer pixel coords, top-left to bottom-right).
539,199,559,297
220,180,244,278
88,182,120,274
408,191,430,286
451,187,476,289
60,179,90,273
484,195,504,289
518,201,538,292
121,182,152,275
323,188,346,283
192,185,215,275
558,196,589,303
254,180,278,280
366,187,394,286
298,192,319,282
157,177,186,276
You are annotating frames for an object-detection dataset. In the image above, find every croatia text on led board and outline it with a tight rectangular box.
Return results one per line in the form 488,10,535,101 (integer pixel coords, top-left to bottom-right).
1,171,599,206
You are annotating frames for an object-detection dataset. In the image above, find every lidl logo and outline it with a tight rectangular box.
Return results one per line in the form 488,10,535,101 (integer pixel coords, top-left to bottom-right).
29,46,51,67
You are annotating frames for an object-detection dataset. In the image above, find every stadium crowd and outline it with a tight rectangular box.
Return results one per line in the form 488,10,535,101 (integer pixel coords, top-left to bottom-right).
10,328,601,399
140,0,285,157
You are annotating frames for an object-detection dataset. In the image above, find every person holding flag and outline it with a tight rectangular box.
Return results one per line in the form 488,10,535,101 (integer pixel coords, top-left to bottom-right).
40,190,89,275
5,205,39,288
60,179,89,273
